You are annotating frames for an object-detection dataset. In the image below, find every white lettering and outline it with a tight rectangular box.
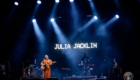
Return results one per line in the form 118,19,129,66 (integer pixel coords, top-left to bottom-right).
55,43,97,49
65,44,71,49
91,43,97,48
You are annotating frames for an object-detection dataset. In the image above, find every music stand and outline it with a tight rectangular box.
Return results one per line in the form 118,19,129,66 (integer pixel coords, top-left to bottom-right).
61,68,70,77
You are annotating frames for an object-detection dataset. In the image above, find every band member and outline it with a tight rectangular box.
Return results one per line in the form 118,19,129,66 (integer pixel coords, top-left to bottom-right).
81,53,90,76
0,61,6,76
41,55,56,78
112,58,120,80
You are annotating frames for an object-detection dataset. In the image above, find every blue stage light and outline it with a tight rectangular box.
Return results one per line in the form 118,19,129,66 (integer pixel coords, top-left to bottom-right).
37,0,41,4
51,18,54,22
116,14,119,18
32,19,36,22
70,0,74,2
14,2,19,6
94,16,98,19
55,0,59,3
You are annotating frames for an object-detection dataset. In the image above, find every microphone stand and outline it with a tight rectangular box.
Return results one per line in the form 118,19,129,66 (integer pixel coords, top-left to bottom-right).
104,60,110,79
76,54,82,76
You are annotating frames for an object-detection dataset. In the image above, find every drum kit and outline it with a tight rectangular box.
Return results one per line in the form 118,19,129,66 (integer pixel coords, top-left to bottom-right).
22,59,43,78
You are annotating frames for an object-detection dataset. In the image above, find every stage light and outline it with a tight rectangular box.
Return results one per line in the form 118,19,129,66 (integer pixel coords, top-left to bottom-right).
116,14,119,18
55,0,59,3
70,0,74,2
51,18,54,22
94,16,97,19
14,2,19,6
32,19,36,22
37,0,41,4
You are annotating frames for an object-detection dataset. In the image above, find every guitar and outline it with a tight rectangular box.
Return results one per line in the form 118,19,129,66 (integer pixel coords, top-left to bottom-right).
41,61,56,70
83,57,92,64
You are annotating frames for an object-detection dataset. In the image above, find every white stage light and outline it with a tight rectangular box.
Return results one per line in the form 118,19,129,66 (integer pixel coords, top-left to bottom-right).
94,16,98,19
32,19,36,22
70,0,74,2
37,0,41,4
55,0,59,3
51,18,54,22
14,2,19,6
116,14,119,18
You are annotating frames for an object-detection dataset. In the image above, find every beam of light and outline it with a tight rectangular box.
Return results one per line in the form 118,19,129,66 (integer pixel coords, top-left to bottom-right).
50,3,58,17
89,0,97,15
96,15,119,36
32,19,48,65
51,21,68,43
10,0,43,69
37,0,41,4
32,19,46,53
80,16,97,31
55,0,59,3
89,0,102,23
48,2,59,21
70,0,101,40
32,3,41,16
51,21,79,75
70,16,97,40
14,2,19,6
114,0,121,9
70,0,81,31
32,20,45,42
4,7,16,26
70,0,74,2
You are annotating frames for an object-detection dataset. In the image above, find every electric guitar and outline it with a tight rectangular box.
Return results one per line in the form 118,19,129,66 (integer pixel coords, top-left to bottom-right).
41,61,56,70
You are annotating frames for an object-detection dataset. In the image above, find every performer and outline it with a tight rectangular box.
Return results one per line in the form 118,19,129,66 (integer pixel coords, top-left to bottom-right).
41,55,56,78
112,58,120,80
81,53,90,76
0,61,6,76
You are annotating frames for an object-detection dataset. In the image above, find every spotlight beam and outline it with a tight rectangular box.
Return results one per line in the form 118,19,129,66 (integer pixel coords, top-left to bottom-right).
51,21,78,75
89,0,102,23
33,21,45,43
70,1,81,31
96,16,119,36
70,16,96,40
80,17,96,31
51,21,68,43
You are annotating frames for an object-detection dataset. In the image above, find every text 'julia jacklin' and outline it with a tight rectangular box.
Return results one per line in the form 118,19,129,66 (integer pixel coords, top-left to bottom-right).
54,43,97,49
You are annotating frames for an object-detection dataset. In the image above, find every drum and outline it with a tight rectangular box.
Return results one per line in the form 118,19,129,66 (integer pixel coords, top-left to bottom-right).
31,69,43,78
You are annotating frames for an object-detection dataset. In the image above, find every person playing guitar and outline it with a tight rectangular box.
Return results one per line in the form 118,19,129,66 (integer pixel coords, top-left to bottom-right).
41,55,56,78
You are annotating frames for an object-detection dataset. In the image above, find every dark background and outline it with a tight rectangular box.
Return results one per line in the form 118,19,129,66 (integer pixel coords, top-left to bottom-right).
0,0,140,80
